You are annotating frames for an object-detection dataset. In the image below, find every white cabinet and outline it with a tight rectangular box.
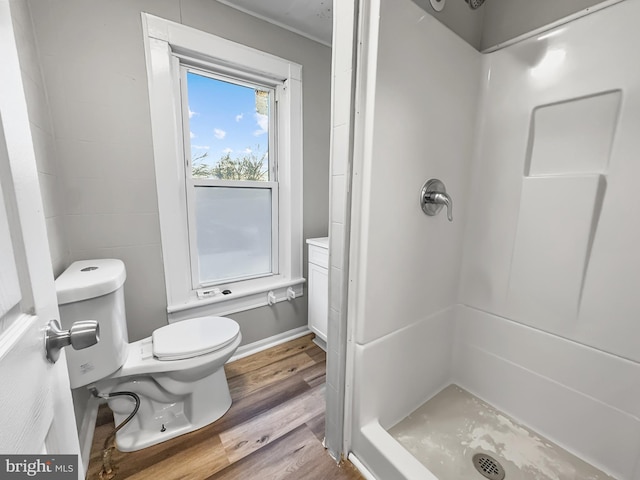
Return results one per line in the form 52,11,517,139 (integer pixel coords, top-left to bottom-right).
306,237,328,349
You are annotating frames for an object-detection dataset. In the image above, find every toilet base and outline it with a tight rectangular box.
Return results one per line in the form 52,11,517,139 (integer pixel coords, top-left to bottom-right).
110,367,232,452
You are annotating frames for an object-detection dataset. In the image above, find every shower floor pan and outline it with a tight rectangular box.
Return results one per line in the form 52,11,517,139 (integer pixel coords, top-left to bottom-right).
388,385,615,480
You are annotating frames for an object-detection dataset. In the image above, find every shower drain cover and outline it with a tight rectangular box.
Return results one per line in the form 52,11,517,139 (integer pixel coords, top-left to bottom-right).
472,453,506,480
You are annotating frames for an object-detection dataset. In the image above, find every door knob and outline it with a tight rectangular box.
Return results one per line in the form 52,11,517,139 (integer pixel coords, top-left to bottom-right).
45,319,100,363
420,178,453,222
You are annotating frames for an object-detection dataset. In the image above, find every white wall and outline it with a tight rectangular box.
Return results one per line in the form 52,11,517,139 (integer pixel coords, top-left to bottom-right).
10,0,68,277
460,0,640,365
27,0,331,343
457,1,640,477
353,0,480,346
347,0,481,466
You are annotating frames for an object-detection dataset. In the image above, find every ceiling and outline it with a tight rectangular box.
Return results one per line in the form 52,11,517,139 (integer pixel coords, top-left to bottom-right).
217,0,333,46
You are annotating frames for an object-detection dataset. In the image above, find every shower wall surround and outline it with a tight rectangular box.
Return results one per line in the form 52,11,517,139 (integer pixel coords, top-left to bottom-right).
348,0,640,478
460,5,638,359
457,1,640,477
349,1,480,474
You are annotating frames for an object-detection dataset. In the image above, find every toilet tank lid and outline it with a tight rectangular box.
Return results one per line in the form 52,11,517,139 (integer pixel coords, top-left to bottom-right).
55,259,126,305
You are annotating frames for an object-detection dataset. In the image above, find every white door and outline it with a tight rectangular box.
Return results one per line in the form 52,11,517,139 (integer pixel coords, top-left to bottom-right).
0,1,82,477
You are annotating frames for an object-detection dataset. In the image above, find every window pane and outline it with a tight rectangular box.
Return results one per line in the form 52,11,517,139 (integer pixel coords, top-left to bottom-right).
195,186,272,284
187,71,270,181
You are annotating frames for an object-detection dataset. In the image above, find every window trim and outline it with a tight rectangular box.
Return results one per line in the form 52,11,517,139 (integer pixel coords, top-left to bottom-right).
142,13,304,320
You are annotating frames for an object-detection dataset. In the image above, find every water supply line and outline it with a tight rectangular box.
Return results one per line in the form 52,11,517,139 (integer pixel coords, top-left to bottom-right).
91,389,140,480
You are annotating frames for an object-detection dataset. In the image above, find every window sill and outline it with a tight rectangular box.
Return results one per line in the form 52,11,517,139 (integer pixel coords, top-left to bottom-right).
167,277,306,322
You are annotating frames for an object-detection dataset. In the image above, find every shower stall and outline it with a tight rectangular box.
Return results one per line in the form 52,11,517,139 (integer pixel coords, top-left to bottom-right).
340,0,640,478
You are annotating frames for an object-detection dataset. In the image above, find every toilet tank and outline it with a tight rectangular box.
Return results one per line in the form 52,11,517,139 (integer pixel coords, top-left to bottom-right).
56,259,129,389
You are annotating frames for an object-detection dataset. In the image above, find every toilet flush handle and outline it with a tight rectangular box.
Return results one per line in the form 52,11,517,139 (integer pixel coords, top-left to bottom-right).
45,319,100,363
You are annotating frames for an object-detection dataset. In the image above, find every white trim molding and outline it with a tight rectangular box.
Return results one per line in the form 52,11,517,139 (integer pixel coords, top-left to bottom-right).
78,395,101,476
168,278,305,322
228,325,311,363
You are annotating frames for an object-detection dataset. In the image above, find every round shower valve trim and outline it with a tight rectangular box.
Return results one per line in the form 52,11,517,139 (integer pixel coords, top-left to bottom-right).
420,178,453,222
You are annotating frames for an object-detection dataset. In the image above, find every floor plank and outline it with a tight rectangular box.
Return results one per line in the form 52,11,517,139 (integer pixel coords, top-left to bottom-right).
220,384,326,463
306,344,327,364
224,334,317,379
305,413,326,443
283,448,363,480
86,334,363,480
211,424,357,480
300,361,326,388
215,373,312,434
227,351,316,400
125,434,229,480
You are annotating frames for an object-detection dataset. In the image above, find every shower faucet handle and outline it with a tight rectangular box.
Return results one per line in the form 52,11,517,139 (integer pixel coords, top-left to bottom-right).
427,191,453,222
420,179,453,222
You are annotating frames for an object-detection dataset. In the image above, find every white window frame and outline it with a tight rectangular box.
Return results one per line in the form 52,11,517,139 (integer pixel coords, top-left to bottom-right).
180,67,279,289
141,14,304,321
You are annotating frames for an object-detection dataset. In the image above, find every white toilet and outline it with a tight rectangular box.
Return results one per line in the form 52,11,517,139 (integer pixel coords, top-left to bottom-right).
55,259,241,452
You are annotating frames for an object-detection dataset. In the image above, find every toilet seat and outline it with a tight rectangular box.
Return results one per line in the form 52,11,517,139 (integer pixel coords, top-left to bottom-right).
152,316,240,361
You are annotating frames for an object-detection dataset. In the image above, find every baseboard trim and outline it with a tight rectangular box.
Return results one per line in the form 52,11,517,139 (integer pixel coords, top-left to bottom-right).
348,452,376,480
229,326,312,363
312,336,327,352
79,395,101,477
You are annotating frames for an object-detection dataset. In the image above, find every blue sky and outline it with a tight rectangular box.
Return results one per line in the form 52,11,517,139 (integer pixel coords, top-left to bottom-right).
187,71,269,167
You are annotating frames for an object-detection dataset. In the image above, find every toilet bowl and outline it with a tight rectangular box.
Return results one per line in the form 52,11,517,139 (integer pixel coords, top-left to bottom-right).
55,259,241,452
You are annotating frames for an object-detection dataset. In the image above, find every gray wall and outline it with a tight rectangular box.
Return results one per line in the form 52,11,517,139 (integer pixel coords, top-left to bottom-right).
480,0,608,50
412,0,485,49
413,0,610,52
11,0,69,278
27,0,331,343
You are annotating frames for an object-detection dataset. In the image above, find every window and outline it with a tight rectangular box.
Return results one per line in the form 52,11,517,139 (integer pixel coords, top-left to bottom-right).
142,14,304,319
182,70,278,288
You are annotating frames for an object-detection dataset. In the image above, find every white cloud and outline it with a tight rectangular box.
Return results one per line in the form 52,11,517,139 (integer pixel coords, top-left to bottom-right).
190,131,195,139
214,128,227,140
192,145,210,150
235,113,244,122
222,148,233,154
253,113,268,136
244,148,252,154
188,108,197,119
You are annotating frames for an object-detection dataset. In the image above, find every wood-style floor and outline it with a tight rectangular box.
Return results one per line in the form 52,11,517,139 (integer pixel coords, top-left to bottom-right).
86,334,363,480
